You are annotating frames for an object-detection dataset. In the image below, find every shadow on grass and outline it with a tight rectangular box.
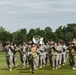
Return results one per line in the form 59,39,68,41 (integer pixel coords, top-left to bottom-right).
38,64,72,71
18,67,30,70
0,67,8,71
20,70,32,74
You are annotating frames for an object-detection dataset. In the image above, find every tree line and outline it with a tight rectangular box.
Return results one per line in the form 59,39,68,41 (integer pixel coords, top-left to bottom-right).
0,23,76,46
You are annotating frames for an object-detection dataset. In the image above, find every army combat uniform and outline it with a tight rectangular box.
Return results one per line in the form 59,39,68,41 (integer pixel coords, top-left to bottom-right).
5,44,14,71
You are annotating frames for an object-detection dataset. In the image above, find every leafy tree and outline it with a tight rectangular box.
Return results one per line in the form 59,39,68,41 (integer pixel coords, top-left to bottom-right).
66,23,76,32
0,23,76,46
64,32,74,44
37,30,47,43
73,28,76,37
12,28,27,45
44,27,52,41
0,26,5,33
55,26,64,40
27,29,36,41
51,32,59,42
0,31,13,46
35,28,41,35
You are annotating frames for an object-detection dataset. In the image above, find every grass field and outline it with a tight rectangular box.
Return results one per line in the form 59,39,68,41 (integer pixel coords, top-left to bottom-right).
0,52,76,75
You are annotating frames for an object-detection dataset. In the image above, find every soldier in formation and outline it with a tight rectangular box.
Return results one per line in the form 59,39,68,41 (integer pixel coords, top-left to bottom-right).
5,37,76,72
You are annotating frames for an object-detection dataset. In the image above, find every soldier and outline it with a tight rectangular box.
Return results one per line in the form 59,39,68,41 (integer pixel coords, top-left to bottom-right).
4,41,14,71
36,45,40,68
68,42,74,68
39,44,45,68
19,43,27,68
26,42,32,67
62,43,67,66
43,43,48,65
51,43,57,70
46,42,52,68
29,43,37,73
12,44,19,68
69,42,76,70
55,42,63,68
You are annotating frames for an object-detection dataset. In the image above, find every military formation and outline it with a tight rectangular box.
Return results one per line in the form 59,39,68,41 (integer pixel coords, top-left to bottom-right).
4,36,76,73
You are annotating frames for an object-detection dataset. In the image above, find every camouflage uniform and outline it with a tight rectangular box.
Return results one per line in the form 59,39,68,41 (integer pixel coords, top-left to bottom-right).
69,43,76,70
29,44,37,73
62,44,67,65
51,45,57,70
19,44,27,68
5,44,14,71
55,43,63,68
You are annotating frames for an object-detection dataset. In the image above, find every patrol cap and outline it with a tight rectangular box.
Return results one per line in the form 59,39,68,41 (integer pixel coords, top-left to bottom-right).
59,39,64,43
69,42,74,45
6,41,11,45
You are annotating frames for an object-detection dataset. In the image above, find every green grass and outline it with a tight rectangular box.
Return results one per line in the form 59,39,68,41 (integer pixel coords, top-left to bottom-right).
0,52,76,75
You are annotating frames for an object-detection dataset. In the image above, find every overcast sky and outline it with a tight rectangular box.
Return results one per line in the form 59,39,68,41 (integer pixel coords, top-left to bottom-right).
0,0,76,33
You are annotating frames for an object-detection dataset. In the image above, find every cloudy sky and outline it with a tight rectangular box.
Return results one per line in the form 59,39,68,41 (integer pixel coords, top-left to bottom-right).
0,0,76,33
